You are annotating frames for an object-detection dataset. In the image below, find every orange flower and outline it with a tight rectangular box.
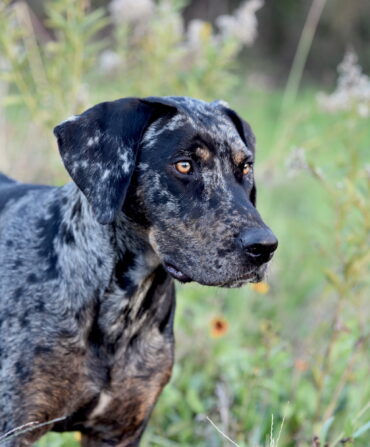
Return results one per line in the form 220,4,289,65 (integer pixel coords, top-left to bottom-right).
210,316,229,338
250,281,270,294
294,358,309,372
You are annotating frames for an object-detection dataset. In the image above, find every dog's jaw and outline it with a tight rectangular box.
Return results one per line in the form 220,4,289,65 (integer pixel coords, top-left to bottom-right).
163,262,192,283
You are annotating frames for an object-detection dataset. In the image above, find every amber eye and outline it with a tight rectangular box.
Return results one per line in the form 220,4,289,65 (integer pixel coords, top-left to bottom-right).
243,162,251,175
175,161,192,175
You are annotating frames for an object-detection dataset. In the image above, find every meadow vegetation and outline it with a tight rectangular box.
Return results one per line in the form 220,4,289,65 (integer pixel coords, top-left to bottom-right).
0,0,369,446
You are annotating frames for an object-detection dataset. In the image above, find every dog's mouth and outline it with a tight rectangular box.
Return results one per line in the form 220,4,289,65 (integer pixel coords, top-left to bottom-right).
163,262,193,283
163,261,267,287
220,268,266,288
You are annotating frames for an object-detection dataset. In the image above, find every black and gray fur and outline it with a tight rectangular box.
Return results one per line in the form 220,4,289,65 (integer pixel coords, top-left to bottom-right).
0,96,278,447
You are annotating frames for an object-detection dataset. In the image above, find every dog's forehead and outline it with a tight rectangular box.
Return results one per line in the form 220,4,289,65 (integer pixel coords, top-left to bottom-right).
163,96,230,128
156,96,253,158
162,96,213,115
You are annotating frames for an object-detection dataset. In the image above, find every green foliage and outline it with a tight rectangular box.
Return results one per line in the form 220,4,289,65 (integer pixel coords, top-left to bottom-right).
0,0,240,128
97,0,241,99
0,0,107,129
0,1,369,446
0,0,240,179
33,431,79,447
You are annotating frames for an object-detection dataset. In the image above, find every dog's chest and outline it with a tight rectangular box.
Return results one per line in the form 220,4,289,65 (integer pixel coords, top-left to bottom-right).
77,264,175,428
84,325,174,428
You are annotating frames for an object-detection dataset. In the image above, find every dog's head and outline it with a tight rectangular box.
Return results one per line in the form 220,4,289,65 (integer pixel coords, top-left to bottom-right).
54,96,277,287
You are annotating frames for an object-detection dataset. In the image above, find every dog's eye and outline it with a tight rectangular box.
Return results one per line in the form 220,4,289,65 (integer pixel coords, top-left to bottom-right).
175,161,192,175
242,162,252,176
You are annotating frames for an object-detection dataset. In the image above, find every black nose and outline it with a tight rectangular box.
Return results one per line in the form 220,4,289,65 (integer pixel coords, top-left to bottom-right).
237,228,278,265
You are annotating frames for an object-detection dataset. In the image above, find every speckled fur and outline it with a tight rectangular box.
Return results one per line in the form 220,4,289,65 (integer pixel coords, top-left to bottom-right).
0,96,276,446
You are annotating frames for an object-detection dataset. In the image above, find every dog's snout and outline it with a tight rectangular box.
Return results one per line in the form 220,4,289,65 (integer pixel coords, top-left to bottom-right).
237,228,278,265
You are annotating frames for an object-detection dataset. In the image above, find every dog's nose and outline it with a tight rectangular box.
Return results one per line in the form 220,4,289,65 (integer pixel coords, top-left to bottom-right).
237,228,278,265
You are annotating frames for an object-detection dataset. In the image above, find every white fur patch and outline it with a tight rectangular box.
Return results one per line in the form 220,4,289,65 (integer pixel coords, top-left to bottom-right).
90,392,112,418
87,135,100,147
60,115,78,125
101,169,110,181
119,151,132,173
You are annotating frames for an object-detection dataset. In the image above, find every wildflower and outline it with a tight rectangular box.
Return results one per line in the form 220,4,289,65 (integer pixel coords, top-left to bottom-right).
99,50,122,74
109,0,155,24
186,19,213,50
294,358,309,372
216,0,264,46
215,14,235,40
210,316,229,338
317,50,370,118
74,431,82,441
285,147,309,178
250,281,269,294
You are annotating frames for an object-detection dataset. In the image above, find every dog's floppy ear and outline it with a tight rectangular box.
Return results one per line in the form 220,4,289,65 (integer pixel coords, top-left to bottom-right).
54,98,177,224
217,104,256,153
216,103,257,206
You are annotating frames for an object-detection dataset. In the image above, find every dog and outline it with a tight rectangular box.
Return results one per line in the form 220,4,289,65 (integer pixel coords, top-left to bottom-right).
0,96,278,447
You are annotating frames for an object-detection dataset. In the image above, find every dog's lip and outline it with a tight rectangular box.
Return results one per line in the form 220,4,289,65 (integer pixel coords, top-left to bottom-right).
217,271,260,288
163,262,192,283
163,262,265,286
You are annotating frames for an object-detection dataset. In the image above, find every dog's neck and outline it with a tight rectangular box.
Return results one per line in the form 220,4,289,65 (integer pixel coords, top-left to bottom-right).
62,182,161,277
61,183,168,341
102,213,167,343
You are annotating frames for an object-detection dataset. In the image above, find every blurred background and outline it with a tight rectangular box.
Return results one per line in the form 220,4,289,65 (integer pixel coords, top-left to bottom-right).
0,0,369,446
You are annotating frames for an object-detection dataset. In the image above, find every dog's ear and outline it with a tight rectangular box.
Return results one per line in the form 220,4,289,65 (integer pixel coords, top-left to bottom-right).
218,105,256,153
54,98,177,224
215,103,257,205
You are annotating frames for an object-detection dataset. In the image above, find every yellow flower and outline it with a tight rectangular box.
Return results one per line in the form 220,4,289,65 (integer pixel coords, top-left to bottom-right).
210,316,229,338
250,281,270,294
200,22,213,42
74,432,82,442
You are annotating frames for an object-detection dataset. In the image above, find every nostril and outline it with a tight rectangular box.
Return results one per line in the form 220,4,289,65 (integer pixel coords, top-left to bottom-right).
237,227,278,264
245,244,262,257
245,243,273,259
